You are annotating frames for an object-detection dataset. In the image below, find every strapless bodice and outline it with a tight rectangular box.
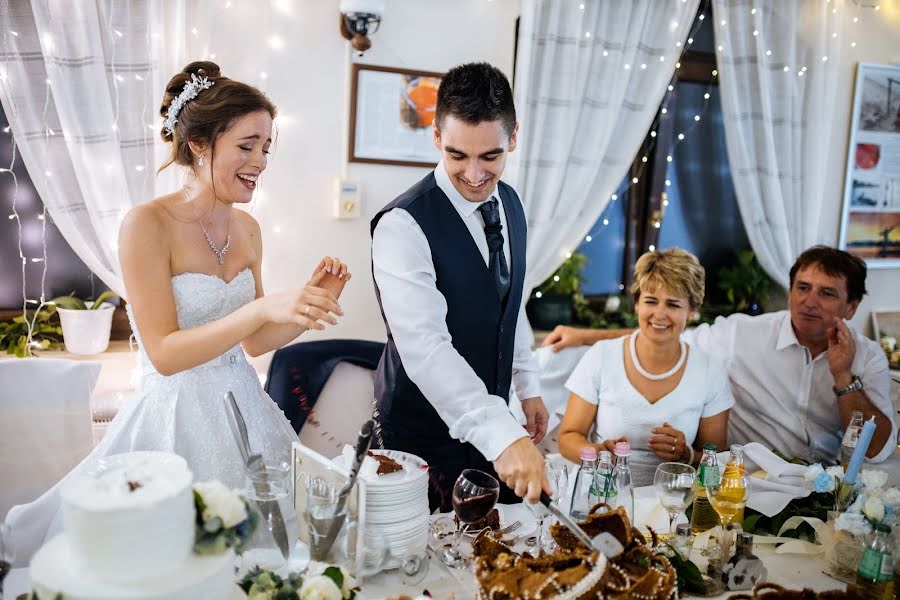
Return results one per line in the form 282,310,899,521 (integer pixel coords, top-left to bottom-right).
126,268,256,374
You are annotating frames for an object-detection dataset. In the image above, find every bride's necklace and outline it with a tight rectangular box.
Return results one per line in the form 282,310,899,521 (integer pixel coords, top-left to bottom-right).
185,188,231,266
629,330,686,381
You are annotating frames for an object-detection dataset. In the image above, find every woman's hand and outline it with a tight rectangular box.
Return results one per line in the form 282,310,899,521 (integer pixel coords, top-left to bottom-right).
308,256,351,301
599,436,627,455
649,422,688,462
259,284,343,331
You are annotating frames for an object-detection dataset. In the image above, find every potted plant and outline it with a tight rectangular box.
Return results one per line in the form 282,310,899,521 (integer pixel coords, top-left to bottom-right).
717,250,775,316
51,290,118,355
527,251,588,331
0,305,63,357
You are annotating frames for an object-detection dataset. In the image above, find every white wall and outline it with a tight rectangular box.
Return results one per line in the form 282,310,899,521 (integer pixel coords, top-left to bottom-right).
221,0,522,368
820,5,900,335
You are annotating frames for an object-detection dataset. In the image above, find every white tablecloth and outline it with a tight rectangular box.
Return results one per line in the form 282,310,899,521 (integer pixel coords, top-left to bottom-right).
4,487,853,599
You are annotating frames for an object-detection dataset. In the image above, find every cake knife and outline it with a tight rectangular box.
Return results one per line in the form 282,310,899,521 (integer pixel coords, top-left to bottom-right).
224,392,291,560
318,419,375,557
538,492,623,558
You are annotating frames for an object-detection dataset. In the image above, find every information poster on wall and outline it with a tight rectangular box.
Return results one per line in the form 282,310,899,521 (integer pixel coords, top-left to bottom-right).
839,63,900,268
348,64,443,168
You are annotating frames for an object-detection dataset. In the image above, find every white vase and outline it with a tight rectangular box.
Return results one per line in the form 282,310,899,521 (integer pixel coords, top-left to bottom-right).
57,301,115,355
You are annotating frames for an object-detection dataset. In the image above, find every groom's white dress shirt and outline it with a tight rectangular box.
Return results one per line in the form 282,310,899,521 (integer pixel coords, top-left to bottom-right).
371,162,540,461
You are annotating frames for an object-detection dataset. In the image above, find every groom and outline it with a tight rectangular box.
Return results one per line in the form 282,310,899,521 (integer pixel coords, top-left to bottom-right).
370,62,549,511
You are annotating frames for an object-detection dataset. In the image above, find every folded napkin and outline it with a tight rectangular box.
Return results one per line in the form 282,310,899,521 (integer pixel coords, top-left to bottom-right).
716,442,811,517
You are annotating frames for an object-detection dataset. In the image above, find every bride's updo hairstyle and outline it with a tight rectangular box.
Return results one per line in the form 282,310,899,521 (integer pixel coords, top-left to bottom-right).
158,61,276,173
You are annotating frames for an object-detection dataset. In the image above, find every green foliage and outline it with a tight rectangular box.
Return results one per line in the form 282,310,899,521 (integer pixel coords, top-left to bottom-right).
574,293,638,329
659,542,706,595
50,290,117,310
238,565,357,599
538,251,589,296
717,251,775,311
741,492,833,542
0,305,63,357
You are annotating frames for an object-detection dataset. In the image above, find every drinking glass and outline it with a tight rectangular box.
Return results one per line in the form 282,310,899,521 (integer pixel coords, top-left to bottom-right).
0,523,13,599
534,462,567,553
653,462,696,536
441,469,500,568
240,463,294,573
705,469,748,584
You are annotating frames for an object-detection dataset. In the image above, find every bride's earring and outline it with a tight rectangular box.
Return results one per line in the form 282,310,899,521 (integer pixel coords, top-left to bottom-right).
198,153,206,167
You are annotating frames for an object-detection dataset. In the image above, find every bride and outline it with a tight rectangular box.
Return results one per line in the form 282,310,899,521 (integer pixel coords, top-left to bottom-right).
6,61,350,564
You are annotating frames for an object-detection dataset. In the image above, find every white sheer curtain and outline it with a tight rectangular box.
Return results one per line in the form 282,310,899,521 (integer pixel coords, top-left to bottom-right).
508,0,700,291
712,0,843,289
0,1,210,297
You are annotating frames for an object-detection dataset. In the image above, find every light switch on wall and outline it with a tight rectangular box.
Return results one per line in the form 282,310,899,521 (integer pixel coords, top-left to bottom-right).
334,179,361,219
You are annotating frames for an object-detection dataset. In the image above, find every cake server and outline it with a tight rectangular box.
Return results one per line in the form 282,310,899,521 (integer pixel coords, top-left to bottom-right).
318,419,375,557
539,492,622,557
224,392,291,559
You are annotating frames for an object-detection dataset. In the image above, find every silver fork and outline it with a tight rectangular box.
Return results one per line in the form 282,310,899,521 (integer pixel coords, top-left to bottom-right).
495,520,523,535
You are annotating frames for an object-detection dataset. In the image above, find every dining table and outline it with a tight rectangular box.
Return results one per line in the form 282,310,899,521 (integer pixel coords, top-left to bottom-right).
0,485,865,599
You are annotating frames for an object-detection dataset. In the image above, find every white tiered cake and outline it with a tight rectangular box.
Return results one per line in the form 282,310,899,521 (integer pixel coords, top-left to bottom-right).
29,452,238,600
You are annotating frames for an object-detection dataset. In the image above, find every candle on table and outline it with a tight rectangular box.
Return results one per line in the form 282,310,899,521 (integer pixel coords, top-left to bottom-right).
842,416,876,486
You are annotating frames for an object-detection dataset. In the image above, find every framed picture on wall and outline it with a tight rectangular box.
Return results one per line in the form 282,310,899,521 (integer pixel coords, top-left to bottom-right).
348,63,444,168
838,62,900,268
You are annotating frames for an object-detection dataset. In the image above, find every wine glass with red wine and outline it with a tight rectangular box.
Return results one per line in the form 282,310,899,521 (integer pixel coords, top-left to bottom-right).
441,469,500,568
0,523,13,598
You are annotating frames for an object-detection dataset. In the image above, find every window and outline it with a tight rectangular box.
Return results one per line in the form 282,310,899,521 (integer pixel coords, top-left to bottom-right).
577,4,751,303
0,106,100,311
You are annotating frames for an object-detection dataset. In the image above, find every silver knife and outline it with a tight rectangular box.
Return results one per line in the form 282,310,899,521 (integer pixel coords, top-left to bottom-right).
539,492,622,557
318,420,375,558
224,392,291,559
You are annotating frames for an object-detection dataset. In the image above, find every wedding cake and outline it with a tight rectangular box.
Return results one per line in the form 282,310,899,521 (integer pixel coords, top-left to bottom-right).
30,452,238,600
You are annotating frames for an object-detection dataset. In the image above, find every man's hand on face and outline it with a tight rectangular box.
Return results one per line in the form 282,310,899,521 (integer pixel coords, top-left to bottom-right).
827,317,856,386
521,397,549,445
492,437,550,503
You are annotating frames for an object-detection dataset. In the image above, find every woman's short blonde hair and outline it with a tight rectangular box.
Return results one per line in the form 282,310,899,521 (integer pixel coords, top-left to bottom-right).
630,248,705,309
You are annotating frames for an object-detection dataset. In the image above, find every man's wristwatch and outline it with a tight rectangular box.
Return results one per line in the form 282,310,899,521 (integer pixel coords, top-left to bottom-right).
833,374,864,397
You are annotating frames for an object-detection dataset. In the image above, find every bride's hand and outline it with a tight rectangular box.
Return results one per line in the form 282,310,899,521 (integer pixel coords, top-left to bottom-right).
308,256,352,300
259,285,343,330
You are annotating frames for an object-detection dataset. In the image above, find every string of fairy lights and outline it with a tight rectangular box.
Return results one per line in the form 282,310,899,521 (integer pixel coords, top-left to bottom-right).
0,0,891,338
561,0,880,271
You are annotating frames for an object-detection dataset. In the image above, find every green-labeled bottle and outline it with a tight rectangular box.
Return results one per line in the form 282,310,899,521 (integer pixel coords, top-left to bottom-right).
856,523,894,600
690,444,720,535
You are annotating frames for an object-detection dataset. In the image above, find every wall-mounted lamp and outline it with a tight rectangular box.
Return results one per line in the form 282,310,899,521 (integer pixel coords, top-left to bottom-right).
339,0,385,56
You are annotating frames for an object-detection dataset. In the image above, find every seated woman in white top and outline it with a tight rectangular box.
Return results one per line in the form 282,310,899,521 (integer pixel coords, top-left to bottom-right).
558,248,734,486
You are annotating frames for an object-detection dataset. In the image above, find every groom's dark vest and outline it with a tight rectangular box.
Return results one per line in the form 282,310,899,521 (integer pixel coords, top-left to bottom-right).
370,172,527,454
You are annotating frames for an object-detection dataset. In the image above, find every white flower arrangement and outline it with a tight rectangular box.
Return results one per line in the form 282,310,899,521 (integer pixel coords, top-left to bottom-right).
239,564,358,600
192,480,258,555
803,463,900,534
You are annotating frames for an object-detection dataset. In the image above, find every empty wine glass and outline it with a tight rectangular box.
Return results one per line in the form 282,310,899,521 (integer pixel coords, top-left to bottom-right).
535,461,567,553
653,462,696,537
441,469,499,568
0,523,13,598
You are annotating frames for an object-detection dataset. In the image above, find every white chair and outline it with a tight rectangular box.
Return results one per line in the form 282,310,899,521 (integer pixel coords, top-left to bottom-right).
297,361,376,458
0,358,100,520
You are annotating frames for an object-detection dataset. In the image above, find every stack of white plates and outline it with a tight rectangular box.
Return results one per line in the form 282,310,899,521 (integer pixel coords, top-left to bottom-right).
335,449,430,568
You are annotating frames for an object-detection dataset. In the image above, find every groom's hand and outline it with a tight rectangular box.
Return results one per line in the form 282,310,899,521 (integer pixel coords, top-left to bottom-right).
493,437,549,503
309,256,352,300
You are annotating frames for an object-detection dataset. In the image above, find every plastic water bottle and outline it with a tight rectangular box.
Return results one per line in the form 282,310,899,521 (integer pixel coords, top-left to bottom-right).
690,444,720,534
595,450,617,510
841,410,864,471
569,446,598,520
612,441,634,523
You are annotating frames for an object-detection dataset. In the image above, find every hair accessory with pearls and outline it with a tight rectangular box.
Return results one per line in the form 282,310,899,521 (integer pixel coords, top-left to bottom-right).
164,72,215,137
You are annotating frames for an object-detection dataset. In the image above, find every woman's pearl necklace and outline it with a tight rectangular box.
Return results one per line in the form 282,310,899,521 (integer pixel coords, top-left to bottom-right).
629,330,686,381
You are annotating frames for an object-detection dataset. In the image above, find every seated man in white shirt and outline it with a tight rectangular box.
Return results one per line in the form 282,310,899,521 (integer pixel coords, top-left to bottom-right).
371,63,549,511
542,246,896,464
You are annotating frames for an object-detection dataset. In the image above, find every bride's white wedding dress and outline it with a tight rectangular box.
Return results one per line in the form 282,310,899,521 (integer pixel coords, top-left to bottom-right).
6,268,299,565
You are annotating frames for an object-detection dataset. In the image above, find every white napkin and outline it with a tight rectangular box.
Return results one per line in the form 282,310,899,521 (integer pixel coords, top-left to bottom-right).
716,442,811,517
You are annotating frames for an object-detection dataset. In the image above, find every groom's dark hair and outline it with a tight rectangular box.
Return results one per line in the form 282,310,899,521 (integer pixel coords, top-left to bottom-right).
435,62,516,136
